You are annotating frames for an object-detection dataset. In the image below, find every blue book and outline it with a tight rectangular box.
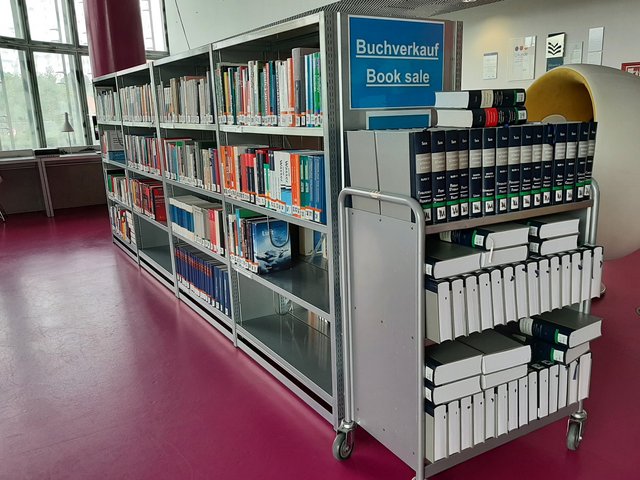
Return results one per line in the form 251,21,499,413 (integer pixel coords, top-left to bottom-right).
458,129,470,219
541,124,555,206
507,126,522,212
444,129,460,222
564,122,579,203
431,130,447,223
250,219,291,274
468,128,483,218
552,123,567,205
520,124,534,210
481,127,497,216
495,126,510,214
576,123,589,201
531,125,544,208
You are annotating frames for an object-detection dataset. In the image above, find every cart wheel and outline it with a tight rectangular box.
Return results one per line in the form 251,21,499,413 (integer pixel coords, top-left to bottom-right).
333,431,354,460
567,421,582,451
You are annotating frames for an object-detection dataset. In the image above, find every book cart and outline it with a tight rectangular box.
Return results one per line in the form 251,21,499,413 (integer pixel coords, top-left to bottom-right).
334,181,600,479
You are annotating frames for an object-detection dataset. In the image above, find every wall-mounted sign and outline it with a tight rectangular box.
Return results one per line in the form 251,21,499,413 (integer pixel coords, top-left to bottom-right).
546,32,566,59
349,15,444,109
622,62,640,76
509,36,536,81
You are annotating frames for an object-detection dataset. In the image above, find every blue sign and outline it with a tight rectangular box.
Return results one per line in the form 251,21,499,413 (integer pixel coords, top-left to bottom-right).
349,16,445,109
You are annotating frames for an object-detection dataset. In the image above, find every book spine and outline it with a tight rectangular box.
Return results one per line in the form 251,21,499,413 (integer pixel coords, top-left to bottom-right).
445,130,460,221
531,340,568,364
520,125,534,210
468,128,483,218
552,123,568,205
412,131,433,224
507,126,522,212
585,122,597,198
541,124,555,206
576,122,589,201
564,123,579,203
481,127,496,216
458,129,470,219
519,317,573,347
493,89,526,107
431,131,447,223
495,127,509,214
531,125,544,208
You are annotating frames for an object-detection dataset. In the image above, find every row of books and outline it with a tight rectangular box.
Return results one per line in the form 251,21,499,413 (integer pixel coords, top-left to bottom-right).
214,48,322,127
228,209,292,275
125,134,162,175
130,179,166,223
220,147,327,224
175,244,230,317
426,352,592,462
163,139,220,193
106,173,129,206
168,196,225,256
109,206,136,245
346,122,597,225
119,84,155,123
157,73,214,124
96,87,121,122
101,130,125,162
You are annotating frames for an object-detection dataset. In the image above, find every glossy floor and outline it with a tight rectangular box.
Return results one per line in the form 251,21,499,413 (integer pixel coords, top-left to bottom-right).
0,207,638,479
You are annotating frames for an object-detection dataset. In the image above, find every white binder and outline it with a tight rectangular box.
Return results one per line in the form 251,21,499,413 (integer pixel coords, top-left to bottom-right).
425,404,448,462
507,380,519,432
528,370,538,421
580,248,593,302
515,263,528,319
550,255,562,310
538,257,551,313
460,396,473,450
561,254,572,307
518,376,529,427
548,363,559,414
496,383,508,436
451,277,467,338
538,367,549,418
502,265,517,323
568,360,579,405
558,364,568,409
448,400,461,455
485,388,496,440
464,274,481,334
527,260,540,316
571,251,582,305
490,269,505,326
426,279,453,342
478,272,494,331
591,246,604,299
578,352,592,401
472,392,485,446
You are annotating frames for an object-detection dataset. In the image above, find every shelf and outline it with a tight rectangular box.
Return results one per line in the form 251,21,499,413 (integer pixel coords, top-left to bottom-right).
112,232,137,258
225,197,327,233
219,124,323,137
425,200,594,235
164,178,223,200
139,245,174,278
128,167,163,182
237,311,332,401
233,257,330,318
107,195,131,210
122,121,156,128
102,157,127,168
172,230,226,264
97,119,121,126
133,210,169,232
159,122,216,131
178,284,233,328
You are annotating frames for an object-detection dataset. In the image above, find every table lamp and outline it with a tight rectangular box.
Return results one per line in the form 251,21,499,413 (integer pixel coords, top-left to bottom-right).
62,112,74,147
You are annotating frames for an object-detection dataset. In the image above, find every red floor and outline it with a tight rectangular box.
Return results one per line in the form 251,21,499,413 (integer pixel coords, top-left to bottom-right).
0,206,638,479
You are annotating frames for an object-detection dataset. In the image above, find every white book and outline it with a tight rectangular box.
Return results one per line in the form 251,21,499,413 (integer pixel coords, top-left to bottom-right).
425,279,453,343
460,330,531,373
485,389,496,440
550,255,562,310
535,365,549,418
451,278,467,338
580,248,593,303
460,396,473,450
538,258,551,313
425,375,481,405
578,352,592,401
558,364,568,409
478,272,494,331
472,392,485,446
591,246,604,299
502,265,517,324
425,341,483,386
528,370,538,421
481,364,528,389
525,214,580,239
515,263,528,319
425,403,448,462
571,251,582,305
480,245,529,269
527,261,541,316
568,360,579,404
508,380,519,432
490,269,505,327
529,234,579,256
561,254,572,307
464,275,481,334
496,384,508,436
547,363,559,414
448,400,461,455
518,376,529,427
426,241,483,279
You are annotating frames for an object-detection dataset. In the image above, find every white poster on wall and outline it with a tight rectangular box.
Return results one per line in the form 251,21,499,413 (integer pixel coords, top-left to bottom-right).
588,27,605,52
566,42,583,64
483,52,498,79
546,33,565,59
509,36,536,81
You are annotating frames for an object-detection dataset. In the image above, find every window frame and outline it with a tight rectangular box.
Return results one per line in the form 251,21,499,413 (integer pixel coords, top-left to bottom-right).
0,0,168,148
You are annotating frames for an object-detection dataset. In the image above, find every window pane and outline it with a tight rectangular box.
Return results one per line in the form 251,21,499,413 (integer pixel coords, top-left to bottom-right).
81,55,99,144
140,0,166,52
26,0,72,43
0,49,38,150
34,52,85,147
0,0,23,38
74,0,88,45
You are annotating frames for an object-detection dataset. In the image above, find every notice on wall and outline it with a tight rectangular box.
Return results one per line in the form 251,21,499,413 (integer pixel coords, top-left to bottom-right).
587,51,603,65
509,36,536,81
483,52,498,79
566,42,583,64
588,27,605,52
348,15,445,109
622,62,640,76
546,33,565,59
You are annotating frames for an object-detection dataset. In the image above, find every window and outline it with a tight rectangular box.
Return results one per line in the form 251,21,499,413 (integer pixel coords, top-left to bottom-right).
0,0,168,151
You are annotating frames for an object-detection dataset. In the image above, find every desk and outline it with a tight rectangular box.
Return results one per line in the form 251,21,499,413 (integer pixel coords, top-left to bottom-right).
0,151,102,217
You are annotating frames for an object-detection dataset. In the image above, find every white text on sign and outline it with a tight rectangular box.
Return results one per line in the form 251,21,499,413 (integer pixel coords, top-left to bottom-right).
366,68,431,86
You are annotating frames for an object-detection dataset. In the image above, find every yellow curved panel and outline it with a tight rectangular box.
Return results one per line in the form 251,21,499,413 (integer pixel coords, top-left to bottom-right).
526,68,595,122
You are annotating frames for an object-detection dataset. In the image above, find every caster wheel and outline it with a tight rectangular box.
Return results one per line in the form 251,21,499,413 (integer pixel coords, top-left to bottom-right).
567,421,582,451
333,431,354,460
